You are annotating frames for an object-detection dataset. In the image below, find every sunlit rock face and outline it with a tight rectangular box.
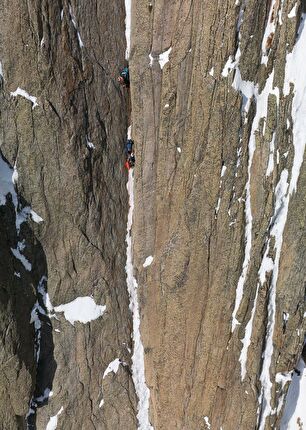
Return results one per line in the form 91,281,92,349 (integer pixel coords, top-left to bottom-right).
130,1,306,429
0,1,305,429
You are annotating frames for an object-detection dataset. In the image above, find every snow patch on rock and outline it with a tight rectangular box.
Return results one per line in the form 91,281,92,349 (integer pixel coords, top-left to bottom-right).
46,407,64,430
143,256,154,268
159,47,172,69
54,297,106,325
11,87,38,109
103,358,121,379
280,360,306,429
126,169,153,429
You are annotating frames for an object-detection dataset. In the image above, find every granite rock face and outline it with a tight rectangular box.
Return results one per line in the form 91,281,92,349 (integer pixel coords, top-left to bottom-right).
0,0,306,429
0,1,136,429
130,0,306,429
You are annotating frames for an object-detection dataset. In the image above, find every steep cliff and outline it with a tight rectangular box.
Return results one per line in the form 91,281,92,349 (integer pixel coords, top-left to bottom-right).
0,0,137,429
130,0,306,429
0,0,305,429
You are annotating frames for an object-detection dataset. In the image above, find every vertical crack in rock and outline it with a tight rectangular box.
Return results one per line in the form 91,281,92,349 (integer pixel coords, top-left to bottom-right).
124,0,153,425
125,167,153,430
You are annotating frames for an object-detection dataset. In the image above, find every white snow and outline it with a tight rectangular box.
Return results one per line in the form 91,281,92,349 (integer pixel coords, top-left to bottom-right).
283,15,306,195
239,282,260,379
281,360,306,429
209,67,214,77
10,88,38,109
46,407,64,430
0,155,18,207
12,162,18,184
125,0,131,59
288,4,297,18
143,256,154,268
204,416,211,429
54,296,106,325
0,61,3,78
99,399,105,408
266,132,276,176
86,137,95,149
126,169,153,429
258,17,306,427
103,358,121,379
215,165,227,216
231,71,278,332
239,246,274,379
30,210,44,223
159,47,172,69
11,243,32,271
69,5,84,48
149,53,154,67
164,103,169,108
215,197,221,215
257,170,289,428
177,147,181,153
276,371,292,415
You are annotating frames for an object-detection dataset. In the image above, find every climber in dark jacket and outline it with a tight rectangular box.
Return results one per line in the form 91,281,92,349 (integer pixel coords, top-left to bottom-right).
118,67,130,88
125,139,134,155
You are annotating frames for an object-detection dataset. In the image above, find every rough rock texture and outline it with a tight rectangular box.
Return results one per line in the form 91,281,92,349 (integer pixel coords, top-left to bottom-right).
0,0,137,429
1,0,306,429
130,0,306,429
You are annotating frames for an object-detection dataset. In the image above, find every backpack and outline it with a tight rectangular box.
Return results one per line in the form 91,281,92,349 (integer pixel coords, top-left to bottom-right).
120,67,129,85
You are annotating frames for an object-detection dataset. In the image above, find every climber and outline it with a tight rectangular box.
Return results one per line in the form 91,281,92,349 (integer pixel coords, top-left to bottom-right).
125,139,134,155
124,152,135,170
118,66,130,88
128,152,135,168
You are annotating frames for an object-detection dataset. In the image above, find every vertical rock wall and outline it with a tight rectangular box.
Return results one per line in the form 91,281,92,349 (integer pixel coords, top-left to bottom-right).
130,0,306,429
0,0,137,428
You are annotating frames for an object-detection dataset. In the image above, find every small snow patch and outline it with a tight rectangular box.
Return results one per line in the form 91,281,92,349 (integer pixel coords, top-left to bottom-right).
143,256,154,267
288,4,297,18
54,297,106,325
209,67,214,77
103,358,121,379
11,243,32,271
149,53,154,67
204,416,211,429
46,407,64,430
159,47,172,69
11,88,38,109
